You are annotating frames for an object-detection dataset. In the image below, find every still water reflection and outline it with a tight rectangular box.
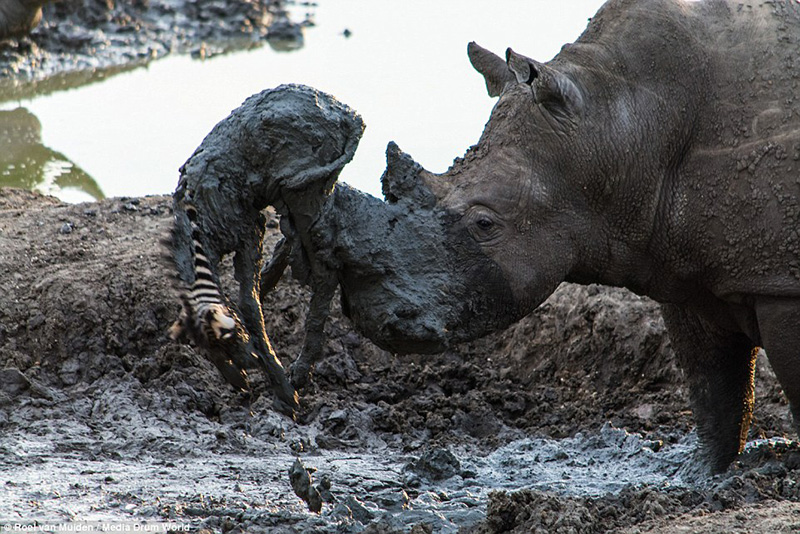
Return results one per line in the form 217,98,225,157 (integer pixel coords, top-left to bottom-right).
0,0,605,203
0,108,103,201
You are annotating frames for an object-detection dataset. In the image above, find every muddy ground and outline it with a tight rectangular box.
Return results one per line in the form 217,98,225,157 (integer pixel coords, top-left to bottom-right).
0,188,799,533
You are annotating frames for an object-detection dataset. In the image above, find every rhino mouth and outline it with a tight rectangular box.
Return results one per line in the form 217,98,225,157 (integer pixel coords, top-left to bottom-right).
376,312,450,354
341,282,452,354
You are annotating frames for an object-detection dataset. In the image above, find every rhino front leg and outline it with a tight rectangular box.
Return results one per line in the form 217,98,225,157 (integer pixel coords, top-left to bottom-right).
661,304,757,474
755,297,800,436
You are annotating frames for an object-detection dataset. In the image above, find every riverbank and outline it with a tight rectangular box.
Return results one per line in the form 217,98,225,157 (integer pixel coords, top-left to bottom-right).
0,0,307,102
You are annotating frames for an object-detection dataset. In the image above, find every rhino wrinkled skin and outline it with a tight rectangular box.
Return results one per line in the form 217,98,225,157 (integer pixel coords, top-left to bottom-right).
309,0,800,473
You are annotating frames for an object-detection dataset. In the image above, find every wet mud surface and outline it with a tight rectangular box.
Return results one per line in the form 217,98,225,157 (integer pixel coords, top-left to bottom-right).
1,188,798,532
0,0,307,101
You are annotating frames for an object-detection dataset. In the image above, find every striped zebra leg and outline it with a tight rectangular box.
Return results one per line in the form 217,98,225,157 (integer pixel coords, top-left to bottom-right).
169,205,257,392
169,204,298,417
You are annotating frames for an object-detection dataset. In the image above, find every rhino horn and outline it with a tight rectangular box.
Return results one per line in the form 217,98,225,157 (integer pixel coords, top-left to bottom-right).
468,41,516,98
381,142,437,207
506,48,584,121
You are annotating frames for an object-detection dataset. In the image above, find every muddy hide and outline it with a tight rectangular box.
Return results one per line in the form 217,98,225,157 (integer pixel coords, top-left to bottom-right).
287,142,465,383
171,84,364,411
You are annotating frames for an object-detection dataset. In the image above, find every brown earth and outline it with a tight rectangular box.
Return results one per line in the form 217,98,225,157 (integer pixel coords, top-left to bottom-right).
0,187,797,533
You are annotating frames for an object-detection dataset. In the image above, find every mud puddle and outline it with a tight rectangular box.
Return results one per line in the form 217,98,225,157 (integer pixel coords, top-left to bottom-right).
0,408,699,533
0,356,698,533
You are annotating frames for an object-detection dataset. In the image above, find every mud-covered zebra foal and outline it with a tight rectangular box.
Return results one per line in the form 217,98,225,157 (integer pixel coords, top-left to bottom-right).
168,84,364,415
169,198,299,417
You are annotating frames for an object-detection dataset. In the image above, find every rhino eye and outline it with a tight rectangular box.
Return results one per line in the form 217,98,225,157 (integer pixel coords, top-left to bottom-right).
476,217,494,230
466,207,503,244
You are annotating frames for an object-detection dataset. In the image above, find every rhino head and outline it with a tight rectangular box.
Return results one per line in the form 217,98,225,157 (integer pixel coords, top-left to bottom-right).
310,43,612,354
319,145,523,354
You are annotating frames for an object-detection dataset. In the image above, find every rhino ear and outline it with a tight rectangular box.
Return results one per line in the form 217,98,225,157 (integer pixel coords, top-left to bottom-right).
506,48,584,121
468,42,516,98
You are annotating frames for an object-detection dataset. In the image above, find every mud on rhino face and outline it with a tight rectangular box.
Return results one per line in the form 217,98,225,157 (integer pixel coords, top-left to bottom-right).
332,138,554,354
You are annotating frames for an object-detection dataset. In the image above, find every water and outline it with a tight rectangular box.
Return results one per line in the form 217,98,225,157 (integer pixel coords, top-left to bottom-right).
0,0,605,203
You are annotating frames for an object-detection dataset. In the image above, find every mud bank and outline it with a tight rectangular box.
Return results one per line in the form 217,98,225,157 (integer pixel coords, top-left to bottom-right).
0,0,306,101
0,188,798,532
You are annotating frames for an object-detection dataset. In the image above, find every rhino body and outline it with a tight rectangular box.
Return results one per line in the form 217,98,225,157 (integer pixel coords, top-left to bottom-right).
308,0,800,473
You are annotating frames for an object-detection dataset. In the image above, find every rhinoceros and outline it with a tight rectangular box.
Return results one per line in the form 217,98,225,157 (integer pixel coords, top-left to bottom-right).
174,0,799,473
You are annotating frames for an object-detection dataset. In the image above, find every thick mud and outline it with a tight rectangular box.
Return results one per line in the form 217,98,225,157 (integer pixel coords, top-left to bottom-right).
0,188,798,532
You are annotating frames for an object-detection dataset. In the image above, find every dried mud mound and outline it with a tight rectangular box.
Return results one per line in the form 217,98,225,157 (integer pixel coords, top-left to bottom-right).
0,188,796,532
